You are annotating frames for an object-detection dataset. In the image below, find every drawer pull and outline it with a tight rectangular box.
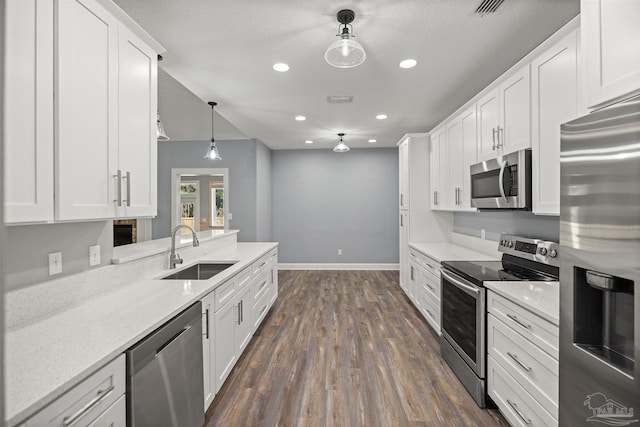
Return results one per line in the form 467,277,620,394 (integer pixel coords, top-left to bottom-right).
261,305,268,315
426,263,435,269
425,283,434,292
259,280,268,290
507,313,531,330
507,352,532,372
259,261,267,268
62,385,115,427
426,309,434,319
507,400,531,424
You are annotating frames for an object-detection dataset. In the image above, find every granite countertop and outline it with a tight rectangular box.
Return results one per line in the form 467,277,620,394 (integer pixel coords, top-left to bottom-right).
485,281,560,326
409,242,498,263
5,242,278,427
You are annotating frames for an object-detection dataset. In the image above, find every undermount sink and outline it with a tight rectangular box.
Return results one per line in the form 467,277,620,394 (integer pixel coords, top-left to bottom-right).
161,262,236,280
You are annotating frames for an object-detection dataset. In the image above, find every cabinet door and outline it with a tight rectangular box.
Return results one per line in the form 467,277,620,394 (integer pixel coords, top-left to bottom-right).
399,211,409,292
201,292,215,409
532,30,579,216
56,0,119,220
459,106,478,210
582,0,640,108
117,25,158,218
4,0,54,224
436,131,450,209
235,285,253,355
477,89,500,161
499,66,531,153
398,139,409,209
447,118,463,210
214,299,237,394
429,134,440,209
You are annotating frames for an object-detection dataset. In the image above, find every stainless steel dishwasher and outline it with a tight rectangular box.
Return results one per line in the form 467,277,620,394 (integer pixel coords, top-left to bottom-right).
126,302,204,427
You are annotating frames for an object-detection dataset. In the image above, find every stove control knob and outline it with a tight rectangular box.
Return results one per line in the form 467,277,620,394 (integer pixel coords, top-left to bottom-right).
501,239,506,246
508,241,514,248
539,247,548,256
550,249,558,258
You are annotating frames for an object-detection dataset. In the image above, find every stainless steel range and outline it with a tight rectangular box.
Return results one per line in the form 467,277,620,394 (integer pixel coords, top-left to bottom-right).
440,234,559,407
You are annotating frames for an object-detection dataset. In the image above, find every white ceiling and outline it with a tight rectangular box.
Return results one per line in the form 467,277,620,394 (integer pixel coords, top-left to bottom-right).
114,0,580,150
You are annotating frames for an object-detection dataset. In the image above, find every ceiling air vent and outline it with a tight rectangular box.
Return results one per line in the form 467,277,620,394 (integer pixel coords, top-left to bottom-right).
474,0,505,16
327,96,353,104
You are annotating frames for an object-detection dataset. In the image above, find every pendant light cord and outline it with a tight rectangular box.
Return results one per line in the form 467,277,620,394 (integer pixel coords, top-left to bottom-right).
208,101,217,143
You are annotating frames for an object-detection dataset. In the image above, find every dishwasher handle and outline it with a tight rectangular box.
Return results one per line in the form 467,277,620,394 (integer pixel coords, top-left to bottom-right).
156,326,191,356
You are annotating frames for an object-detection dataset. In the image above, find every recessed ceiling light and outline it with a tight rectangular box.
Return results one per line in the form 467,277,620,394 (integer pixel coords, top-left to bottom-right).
273,63,290,72
368,139,377,143
305,140,314,144
376,114,388,120
399,59,417,69
295,115,306,121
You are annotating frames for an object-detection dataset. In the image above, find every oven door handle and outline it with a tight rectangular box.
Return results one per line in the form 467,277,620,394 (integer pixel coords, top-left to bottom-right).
441,269,480,296
498,160,508,203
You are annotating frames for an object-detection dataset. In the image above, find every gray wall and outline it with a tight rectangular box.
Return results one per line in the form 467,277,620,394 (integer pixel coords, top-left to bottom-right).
272,148,399,264
454,211,560,242
256,141,272,241
4,221,114,292
155,139,260,241
180,175,223,223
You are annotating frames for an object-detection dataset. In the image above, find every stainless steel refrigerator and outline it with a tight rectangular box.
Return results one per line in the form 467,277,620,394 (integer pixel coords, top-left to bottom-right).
559,95,640,425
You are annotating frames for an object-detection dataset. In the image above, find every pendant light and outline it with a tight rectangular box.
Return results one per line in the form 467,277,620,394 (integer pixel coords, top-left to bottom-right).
157,113,169,140
325,9,366,68
333,133,350,153
204,101,222,160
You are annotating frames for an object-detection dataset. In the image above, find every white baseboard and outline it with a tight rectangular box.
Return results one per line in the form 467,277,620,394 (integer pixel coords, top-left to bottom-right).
278,263,399,271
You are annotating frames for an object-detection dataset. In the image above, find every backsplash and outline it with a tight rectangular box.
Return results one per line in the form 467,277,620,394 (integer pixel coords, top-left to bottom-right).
454,211,560,242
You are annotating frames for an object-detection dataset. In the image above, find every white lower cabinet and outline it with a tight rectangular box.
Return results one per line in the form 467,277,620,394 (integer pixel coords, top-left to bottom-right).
204,248,279,403
487,290,559,426
22,355,126,426
407,247,441,335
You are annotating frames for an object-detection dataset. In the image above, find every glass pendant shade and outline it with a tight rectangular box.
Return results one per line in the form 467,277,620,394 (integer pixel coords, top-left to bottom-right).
204,142,222,160
157,113,169,140
325,38,366,68
333,133,350,152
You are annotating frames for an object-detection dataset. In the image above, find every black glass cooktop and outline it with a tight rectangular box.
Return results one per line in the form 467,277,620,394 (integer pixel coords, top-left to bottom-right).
441,255,558,287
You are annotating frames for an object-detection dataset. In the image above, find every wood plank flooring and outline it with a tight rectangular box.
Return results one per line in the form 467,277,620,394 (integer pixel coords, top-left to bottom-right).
204,270,509,427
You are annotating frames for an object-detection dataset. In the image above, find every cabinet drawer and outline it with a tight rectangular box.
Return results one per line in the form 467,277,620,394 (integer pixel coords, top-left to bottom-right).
487,291,558,358
488,314,558,418
235,266,251,290
252,253,271,277
419,289,440,334
87,395,125,427
488,356,557,427
251,269,271,308
214,279,236,312
26,355,125,427
419,254,440,278
253,285,272,330
419,268,440,300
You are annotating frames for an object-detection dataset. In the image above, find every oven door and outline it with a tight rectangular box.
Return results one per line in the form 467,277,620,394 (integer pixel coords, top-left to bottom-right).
470,149,531,209
441,268,486,377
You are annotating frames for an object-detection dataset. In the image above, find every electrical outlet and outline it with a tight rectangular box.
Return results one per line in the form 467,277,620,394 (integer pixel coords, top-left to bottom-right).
49,252,62,275
338,249,342,256
228,213,233,220
481,229,486,240
89,245,101,267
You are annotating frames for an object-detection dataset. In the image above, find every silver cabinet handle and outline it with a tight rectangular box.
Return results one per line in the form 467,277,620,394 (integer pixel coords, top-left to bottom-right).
400,215,404,227
426,309,434,319
433,191,437,206
62,385,115,427
497,126,504,148
506,313,532,330
410,266,414,281
507,351,532,372
237,303,241,325
400,194,404,206
259,280,268,290
113,170,122,206
259,261,267,268
205,308,210,339
507,400,531,425
492,127,497,150
260,305,268,315
240,300,243,323
498,160,508,203
425,282,435,292
123,171,131,206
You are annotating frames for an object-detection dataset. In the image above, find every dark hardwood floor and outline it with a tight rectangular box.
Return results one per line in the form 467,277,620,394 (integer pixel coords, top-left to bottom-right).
204,270,509,427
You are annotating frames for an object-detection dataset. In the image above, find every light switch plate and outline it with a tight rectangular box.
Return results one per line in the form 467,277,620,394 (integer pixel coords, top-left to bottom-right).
89,245,101,267
49,252,62,275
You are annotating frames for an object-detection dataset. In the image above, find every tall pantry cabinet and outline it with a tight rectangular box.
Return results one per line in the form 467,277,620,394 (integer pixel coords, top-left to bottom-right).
398,134,452,294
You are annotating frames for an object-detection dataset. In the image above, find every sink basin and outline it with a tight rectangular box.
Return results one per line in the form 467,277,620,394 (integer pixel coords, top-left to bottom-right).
161,262,236,280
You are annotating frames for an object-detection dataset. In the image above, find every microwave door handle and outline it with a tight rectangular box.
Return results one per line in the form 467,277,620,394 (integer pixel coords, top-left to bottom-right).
498,160,508,203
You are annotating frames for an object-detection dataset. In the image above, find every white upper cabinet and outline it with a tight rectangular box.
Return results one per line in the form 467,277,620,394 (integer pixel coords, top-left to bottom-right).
398,139,409,209
448,106,478,211
582,0,640,108
117,25,158,218
56,0,120,221
478,66,531,161
429,128,449,210
531,29,580,216
4,0,55,224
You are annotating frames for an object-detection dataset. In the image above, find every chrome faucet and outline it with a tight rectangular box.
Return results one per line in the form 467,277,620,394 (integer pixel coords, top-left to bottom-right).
170,224,200,269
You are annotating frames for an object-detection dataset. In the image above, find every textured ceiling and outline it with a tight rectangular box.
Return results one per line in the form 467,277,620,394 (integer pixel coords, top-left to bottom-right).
115,0,580,150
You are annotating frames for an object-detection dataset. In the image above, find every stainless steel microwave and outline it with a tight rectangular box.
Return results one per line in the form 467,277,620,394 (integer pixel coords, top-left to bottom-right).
470,149,531,209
